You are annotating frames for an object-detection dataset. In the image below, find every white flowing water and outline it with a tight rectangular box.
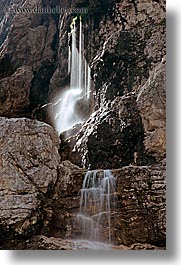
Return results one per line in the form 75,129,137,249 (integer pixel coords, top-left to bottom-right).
73,240,113,250
54,16,91,133
78,17,82,90
76,170,117,244
54,88,82,133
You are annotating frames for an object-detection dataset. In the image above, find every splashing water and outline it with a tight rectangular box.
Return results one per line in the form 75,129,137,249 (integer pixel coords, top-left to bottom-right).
54,17,91,133
54,88,82,133
76,170,117,244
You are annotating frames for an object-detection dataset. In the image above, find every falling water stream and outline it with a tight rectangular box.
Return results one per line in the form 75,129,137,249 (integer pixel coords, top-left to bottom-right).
52,17,117,250
54,17,91,133
76,170,117,246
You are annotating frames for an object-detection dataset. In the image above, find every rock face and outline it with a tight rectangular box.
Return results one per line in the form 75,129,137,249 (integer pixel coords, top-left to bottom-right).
137,58,166,158
112,161,166,246
63,93,153,169
51,0,166,168
0,66,33,117
0,0,166,250
0,0,59,120
0,0,166,167
44,160,166,247
1,234,165,250
0,117,60,246
50,161,85,238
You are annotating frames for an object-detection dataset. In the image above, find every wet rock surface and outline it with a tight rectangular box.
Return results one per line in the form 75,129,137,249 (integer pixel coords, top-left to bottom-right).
63,93,153,169
1,235,165,250
55,0,166,169
49,161,86,238
45,160,166,247
0,0,166,250
0,153,166,249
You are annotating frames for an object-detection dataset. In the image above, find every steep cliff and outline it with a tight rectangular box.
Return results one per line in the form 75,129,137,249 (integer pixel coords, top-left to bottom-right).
54,0,166,168
0,0,166,250
0,0,59,119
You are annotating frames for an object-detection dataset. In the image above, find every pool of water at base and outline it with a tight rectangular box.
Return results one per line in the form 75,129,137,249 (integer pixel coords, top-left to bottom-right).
72,240,113,250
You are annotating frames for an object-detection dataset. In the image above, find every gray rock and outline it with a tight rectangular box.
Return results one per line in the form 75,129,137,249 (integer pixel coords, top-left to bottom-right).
0,117,60,240
49,160,166,247
137,57,166,158
0,0,58,120
0,66,33,117
62,94,152,169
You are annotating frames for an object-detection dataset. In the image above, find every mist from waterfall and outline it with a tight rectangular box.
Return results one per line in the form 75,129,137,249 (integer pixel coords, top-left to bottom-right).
76,170,117,244
54,16,91,133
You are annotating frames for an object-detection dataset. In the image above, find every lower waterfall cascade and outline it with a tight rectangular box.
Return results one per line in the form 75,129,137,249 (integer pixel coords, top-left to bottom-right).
76,170,117,244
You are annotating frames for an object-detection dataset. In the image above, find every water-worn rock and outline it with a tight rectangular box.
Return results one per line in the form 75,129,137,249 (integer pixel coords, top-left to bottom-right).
0,0,166,250
2,234,164,250
49,161,85,238
0,117,60,245
54,0,166,169
112,161,166,246
62,94,153,169
76,0,165,105
137,57,166,158
25,235,75,250
47,160,166,247
24,236,165,250
113,243,165,250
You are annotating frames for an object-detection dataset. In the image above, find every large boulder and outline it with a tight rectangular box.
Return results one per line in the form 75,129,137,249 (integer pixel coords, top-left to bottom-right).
0,117,60,245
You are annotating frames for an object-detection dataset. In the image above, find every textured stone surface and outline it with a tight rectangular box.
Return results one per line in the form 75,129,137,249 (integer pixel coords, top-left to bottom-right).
0,0,26,46
52,0,166,168
25,235,75,250
2,234,165,250
113,243,165,250
0,0,166,250
0,66,33,117
137,57,166,158
61,94,154,169
0,0,59,120
49,161,85,238
47,160,166,247
112,161,166,246
51,0,165,105
0,117,60,243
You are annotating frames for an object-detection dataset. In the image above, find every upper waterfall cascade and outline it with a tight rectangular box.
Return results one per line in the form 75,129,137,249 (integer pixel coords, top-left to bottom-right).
54,17,91,133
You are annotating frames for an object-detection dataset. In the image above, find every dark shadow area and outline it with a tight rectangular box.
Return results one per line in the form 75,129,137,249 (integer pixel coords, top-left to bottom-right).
6,10,178,263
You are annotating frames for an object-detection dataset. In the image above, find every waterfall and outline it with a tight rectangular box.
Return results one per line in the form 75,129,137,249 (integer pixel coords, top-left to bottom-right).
76,170,117,244
54,88,82,133
78,17,82,90
54,16,91,133
70,17,79,89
